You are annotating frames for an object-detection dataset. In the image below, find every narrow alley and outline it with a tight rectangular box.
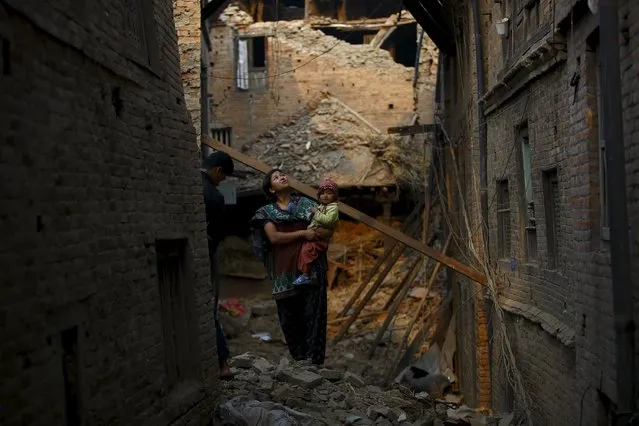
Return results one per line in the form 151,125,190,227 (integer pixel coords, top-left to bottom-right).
1,0,638,425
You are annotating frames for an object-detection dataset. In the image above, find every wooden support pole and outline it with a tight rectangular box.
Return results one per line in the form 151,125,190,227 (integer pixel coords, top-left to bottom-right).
386,234,452,378
383,202,392,255
201,137,487,285
327,310,385,325
367,256,423,359
332,222,422,344
337,201,423,318
382,234,435,311
389,290,451,382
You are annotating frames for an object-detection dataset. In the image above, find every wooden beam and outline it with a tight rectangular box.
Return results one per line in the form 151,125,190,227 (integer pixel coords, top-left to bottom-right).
337,201,423,318
387,235,452,377
387,123,436,136
327,310,385,325
367,256,422,359
202,137,486,285
332,220,422,344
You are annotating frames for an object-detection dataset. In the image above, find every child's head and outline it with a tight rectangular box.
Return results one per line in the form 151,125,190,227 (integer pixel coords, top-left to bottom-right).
318,178,338,204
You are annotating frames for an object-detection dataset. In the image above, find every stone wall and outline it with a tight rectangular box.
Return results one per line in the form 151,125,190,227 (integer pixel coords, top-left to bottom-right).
207,5,438,150
0,1,217,424
441,0,639,423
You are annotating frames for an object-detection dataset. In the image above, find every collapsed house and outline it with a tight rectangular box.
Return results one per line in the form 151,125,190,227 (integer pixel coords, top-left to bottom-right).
203,1,438,199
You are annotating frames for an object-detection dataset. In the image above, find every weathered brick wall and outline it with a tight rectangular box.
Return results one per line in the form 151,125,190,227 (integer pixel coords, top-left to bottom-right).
174,0,202,147
483,0,556,88
207,8,435,148
0,1,217,424
442,0,639,423
414,27,438,124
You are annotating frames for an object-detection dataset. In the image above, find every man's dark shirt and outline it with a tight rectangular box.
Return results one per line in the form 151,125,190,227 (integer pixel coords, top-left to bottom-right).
202,171,225,255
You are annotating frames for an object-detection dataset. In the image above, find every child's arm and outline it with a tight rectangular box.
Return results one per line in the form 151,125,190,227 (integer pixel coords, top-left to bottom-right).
312,203,339,227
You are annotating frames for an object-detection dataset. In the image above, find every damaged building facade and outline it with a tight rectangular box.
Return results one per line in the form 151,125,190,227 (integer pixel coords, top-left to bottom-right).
203,0,439,202
1,0,218,424
407,0,639,424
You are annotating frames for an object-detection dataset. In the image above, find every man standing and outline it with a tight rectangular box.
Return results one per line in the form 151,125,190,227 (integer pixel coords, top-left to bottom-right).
202,151,235,380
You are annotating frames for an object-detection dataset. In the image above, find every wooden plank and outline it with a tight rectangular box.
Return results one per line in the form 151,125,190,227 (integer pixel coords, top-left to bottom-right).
386,235,452,379
327,311,385,325
330,97,381,134
387,123,436,136
382,234,436,311
367,256,422,359
337,201,423,318
332,222,422,344
327,262,339,289
202,137,487,285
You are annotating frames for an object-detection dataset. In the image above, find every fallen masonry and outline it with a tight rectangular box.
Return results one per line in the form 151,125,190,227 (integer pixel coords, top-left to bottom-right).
216,352,518,425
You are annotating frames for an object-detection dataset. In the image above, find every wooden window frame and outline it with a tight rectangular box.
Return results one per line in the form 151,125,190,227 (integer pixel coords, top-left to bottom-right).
497,179,512,259
542,168,559,269
235,35,268,92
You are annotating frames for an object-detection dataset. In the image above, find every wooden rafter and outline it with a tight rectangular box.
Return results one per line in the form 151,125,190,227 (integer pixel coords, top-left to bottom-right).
201,137,487,285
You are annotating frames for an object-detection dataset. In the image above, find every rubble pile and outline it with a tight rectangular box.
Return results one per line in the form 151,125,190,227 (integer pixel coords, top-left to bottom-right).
219,5,416,74
230,96,398,192
216,351,516,425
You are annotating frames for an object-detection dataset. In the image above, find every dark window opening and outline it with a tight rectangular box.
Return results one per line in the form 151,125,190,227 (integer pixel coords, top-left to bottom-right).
156,239,198,390
525,0,540,39
501,0,514,60
236,36,268,91
307,0,342,20
382,22,418,67
280,0,305,19
212,127,232,147
283,0,304,8
519,123,537,262
317,28,376,45
594,42,609,240
61,326,81,426
341,0,399,20
251,36,266,67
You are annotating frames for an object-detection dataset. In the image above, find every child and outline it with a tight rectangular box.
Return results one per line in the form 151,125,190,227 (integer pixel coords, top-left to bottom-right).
294,178,340,285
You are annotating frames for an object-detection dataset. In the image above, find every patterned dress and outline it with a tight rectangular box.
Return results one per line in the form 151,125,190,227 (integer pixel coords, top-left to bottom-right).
250,195,328,364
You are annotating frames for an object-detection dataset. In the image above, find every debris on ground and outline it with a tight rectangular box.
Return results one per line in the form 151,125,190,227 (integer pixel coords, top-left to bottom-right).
215,351,516,425
213,205,519,425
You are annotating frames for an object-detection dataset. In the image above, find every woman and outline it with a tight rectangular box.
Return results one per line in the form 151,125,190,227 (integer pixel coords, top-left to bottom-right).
250,169,332,365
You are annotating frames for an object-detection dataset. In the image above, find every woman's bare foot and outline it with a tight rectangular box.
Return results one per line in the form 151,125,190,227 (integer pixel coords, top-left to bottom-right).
219,360,234,381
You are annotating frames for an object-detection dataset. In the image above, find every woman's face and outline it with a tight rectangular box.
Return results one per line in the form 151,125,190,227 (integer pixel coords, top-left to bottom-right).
269,170,290,194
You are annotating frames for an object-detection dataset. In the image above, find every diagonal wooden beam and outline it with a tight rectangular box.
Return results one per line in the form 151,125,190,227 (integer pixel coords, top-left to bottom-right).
201,137,487,285
337,200,423,318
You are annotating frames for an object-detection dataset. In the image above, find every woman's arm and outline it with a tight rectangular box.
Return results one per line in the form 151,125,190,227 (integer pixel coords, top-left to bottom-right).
264,222,315,244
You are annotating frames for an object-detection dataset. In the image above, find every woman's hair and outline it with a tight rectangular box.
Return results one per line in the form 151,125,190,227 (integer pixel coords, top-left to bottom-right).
262,168,282,200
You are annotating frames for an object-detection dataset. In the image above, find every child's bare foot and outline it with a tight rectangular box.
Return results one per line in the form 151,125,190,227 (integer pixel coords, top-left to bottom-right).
219,360,234,380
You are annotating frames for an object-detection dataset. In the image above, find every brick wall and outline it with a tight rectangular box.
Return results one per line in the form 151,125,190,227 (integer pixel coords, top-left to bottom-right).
174,0,203,147
414,27,439,124
0,1,217,425
207,7,437,148
441,0,639,423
